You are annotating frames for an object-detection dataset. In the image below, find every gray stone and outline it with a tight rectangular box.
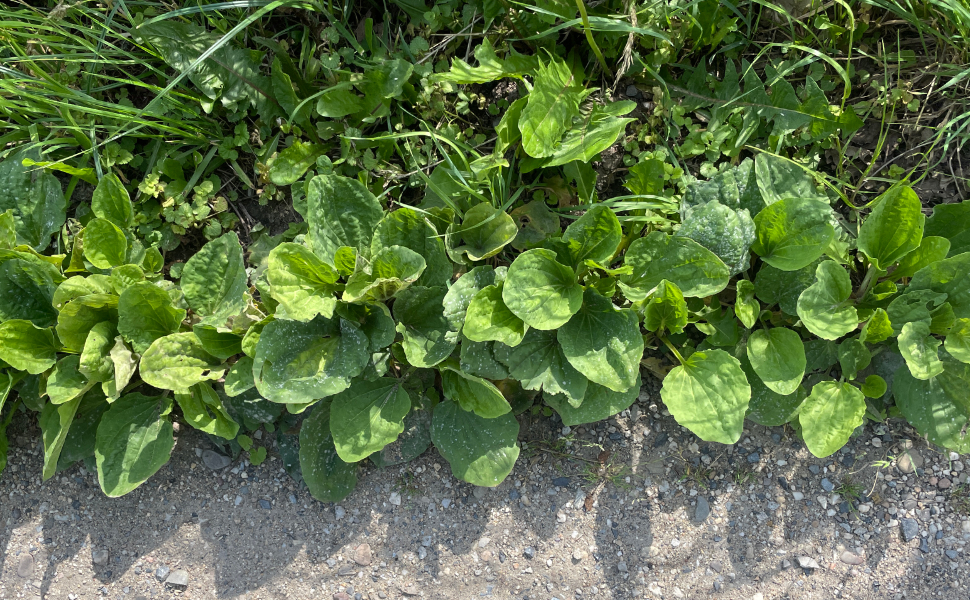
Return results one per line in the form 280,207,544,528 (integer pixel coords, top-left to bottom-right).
155,565,171,581
335,506,346,520
617,561,628,573
946,550,959,560
796,556,820,570
389,492,402,506
919,538,930,553
523,546,535,559
259,499,271,510
710,560,722,573
694,497,711,523
840,551,864,565
821,478,835,492
473,487,487,500
552,477,571,487
91,549,109,566
901,518,919,542
625,85,639,98
898,449,923,474
17,554,33,578
165,570,189,588
202,450,231,470
747,452,761,463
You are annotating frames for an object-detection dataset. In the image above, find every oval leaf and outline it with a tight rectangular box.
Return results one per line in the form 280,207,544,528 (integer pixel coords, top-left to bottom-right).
660,349,750,444
746,327,806,395
619,231,730,300
299,401,358,502
140,332,226,392
503,248,582,330
330,378,411,462
796,261,858,340
181,232,248,327
431,400,519,487
95,393,174,497
798,380,866,458
267,242,339,322
858,185,924,270
750,196,835,271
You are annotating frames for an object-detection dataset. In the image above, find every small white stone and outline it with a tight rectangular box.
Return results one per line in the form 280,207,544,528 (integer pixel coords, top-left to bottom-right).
792,492,804,501
389,492,402,506
671,538,681,547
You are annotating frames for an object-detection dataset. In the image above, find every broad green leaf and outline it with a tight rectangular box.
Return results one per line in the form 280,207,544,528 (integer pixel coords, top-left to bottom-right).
91,173,133,229
804,339,839,371
543,101,636,168
267,242,339,321
0,209,14,248
858,185,924,270
910,252,970,318
118,282,186,353
735,279,759,329
0,257,59,327
253,316,369,404
393,286,457,368
894,355,970,453
369,408,432,468
886,289,944,334
330,378,411,462
891,236,950,281
174,382,239,439
837,338,871,380
676,200,756,276
518,57,585,158
503,248,582,330
79,321,117,382
140,333,226,392
316,85,363,118
746,327,805,395
510,200,560,251
52,274,113,310
431,400,519,487
333,246,358,278
300,401,358,502
47,355,93,405
899,321,944,380
269,141,326,186
558,288,642,392
446,203,517,263
40,394,82,480
459,337,510,380
342,245,426,303
307,174,384,264
442,265,505,332
56,388,109,470
95,393,174,497
684,158,765,216
754,260,820,315
83,218,127,269
695,305,741,347
339,302,396,352
660,349,750,444
947,319,970,363
56,294,118,353
545,375,641,426
431,38,538,83
110,264,146,293
0,320,56,374
750,196,835,270
181,232,248,327
441,362,510,418
561,205,622,268
372,207,451,286
192,325,243,360
798,381,866,457
463,283,527,346
860,374,887,398
0,149,67,251
107,336,137,399
925,201,970,256
619,231,730,300
796,261,858,340
754,153,829,205
643,279,688,335
224,356,255,396
860,308,893,344
495,328,588,404
737,347,805,426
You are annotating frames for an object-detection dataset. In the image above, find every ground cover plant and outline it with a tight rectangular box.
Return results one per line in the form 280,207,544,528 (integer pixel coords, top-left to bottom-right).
1,0,969,503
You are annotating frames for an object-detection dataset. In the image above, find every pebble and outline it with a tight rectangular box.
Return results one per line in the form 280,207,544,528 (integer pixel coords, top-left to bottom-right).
441,499,452,508
840,551,864,565
808,465,820,475
335,506,346,520
155,565,171,581
572,549,586,561
11,508,21,519
334,593,351,600
901,518,919,542
897,449,923,474
694,497,710,523
617,561,628,573
796,556,820,570
202,450,231,470
938,478,952,490
552,477,571,487
353,544,372,566
389,492,402,506
792,492,804,501
625,85,639,98
479,537,491,548
710,561,722,573
165,570,189,588
523,547,535,559
919,538,930,553
92,549,109,565
946,550,959,560
747,452,760,464
821,478,835,492
557,511,567,523
259,499,271,510
17,554,33,578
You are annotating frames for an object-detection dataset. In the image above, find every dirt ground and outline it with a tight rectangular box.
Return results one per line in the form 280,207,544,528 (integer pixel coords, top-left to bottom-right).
2,378,969,600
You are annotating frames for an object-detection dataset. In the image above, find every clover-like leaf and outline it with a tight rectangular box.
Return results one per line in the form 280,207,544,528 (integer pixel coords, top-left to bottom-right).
798,381,866,458
746,327,805,395
431,400,519,487
140,332,226,392
660,349,750,444
299,401,358,502
558,288,642,393
181,232,248,327
858,185,924,271
619,231,730,300
95,393,174,497
503,248,583,330
267,242,339,321
330,377,411,462
750,196,835,271
796,261,858,340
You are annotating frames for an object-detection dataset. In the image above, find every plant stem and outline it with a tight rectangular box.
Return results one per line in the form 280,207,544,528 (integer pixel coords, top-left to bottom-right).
659,335,685,365
574,0,612,77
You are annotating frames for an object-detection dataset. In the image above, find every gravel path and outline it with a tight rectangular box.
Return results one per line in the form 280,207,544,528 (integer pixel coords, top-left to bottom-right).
2,386,969,600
